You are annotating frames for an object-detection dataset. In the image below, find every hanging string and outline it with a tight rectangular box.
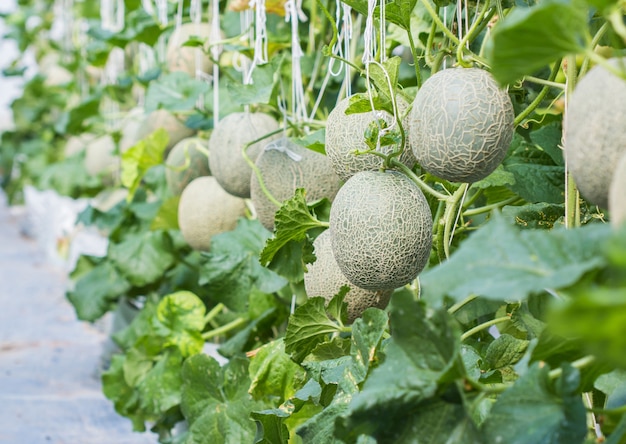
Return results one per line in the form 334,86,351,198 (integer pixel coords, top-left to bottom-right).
285,0,308,124
101,0,125,131
155,0,169,63
342,4,353,97
244,0,268,84
211,0,221,124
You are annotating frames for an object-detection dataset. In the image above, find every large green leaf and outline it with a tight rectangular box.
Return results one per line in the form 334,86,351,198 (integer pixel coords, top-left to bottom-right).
226,57,283,107
154,291,206,356
421,214,610,305
199,218,288,312
337,293,464,441
120,128,169,198
250,409,290,444
102,355,147,432
482,363,587,444
108,230,177,287
485,0,588,85
144,71,210,113
137,349,184,417
66,260,132,321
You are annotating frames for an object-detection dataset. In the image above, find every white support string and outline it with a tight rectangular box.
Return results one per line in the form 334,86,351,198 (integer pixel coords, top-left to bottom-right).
244,0,268,84
155,0,169,63
285,0,308,124
342,4,352,98
211,0,221,124
101,0,125,131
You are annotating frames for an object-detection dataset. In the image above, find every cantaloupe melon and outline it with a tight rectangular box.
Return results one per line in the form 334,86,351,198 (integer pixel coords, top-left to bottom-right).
408,68,514,183
165,137,211,196
304,230,393,323
85,134,118,180
564,57,626,209
166,23,221,77
609,152,626,227
329,170,433,291
178,176,247,251
250,137,342,230
208,112,280,198
325,96,416,181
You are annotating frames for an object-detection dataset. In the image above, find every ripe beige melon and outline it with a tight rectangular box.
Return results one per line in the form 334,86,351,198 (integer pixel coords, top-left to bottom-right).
325,95,416,182
304,230,393,323
165,137,211,196
166,23,221,77
564,57,626,208
178,176,247,251
134,109,195,152
609,152,626,227
85,134,118,178
208,112,280,198
250,137,342,230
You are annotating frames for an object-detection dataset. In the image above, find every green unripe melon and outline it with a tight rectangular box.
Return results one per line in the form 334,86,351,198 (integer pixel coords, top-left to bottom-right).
208,112,280,198
609,152,626,227
165,137,211,196
178,176,247,251
325,96,416,181
329,170,433,291
304,230,393,323
408,68,514,183
135,109,195,152
166,23,221,77
564,57,626,209
250,137,342,230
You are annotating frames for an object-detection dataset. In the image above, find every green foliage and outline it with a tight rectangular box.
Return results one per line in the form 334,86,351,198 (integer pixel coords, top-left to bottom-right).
121,128,169,199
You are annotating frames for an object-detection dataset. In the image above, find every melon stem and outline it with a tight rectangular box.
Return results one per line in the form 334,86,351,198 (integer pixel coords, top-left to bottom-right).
514,58,562,127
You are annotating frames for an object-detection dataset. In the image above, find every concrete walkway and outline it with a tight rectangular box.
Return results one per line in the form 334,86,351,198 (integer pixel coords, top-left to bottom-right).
0,193,155,443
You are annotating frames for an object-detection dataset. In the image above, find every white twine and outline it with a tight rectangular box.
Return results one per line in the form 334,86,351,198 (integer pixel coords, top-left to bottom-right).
176,0,184,29
343,4,352,97
285,0,308,123
244,0,268,84
211,0,221,124
101,0,125,32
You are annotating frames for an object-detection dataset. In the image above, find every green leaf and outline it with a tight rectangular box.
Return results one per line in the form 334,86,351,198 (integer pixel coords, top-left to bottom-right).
137,349,184,417
155,291,206,356
338,293,463,440
285,297,345,363
102,355,148,432
108,230,177,287
259,189,327,267
66,261,132,321
297,392,351,443
249,338,307,404
472,165,517,190
502,203,565,230
199,218,288,312
250,409,290,444
121,128,169,198
482,363,587,444
529,122,565,166
55,93,102,134
485,0,588,85
144,71,210,113
151,196,180,230
485,334,529,370
383,0,418,30
365,57,401,102
226,57,283,107
421,214,610,305
180,354,225,423
293,130,326,155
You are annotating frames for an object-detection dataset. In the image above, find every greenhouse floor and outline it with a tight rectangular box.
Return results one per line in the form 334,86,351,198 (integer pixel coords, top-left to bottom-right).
0,193,154,444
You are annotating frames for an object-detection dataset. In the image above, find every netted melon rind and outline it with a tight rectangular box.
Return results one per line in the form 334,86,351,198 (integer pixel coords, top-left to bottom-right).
304,230,393,323
325,96,416,182
565,57,626,209
609,152,626,227
251,137,342,229
209,112,280,198
329,170,433,291
178,176,247,251
408,68,514,183
165,137,211,196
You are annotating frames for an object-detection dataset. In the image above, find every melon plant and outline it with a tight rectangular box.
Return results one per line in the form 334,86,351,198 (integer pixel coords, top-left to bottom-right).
166,22,220,77
408,67,514,183
208,112,280,198
304,230,393,323
564,57,626,209
250,137,342,229
134,109,195,152
329,170,433,291
165,137,211,196
177,176,247,251
609,152,626,227
325,95,416,181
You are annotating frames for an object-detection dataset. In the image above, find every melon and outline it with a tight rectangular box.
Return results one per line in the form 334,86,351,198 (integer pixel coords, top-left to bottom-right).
564,57,626,209
65,133,96,158
408,68,514,183
134,109,195,152
178,176,247,251
119,107,145,153
329,170,433,291
85,134,118,179
250,137,342,230
325,95,416,182
165,137,211,196
304,230,393,323
166,23,221,77
609,152,626,227
208,112,280,198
